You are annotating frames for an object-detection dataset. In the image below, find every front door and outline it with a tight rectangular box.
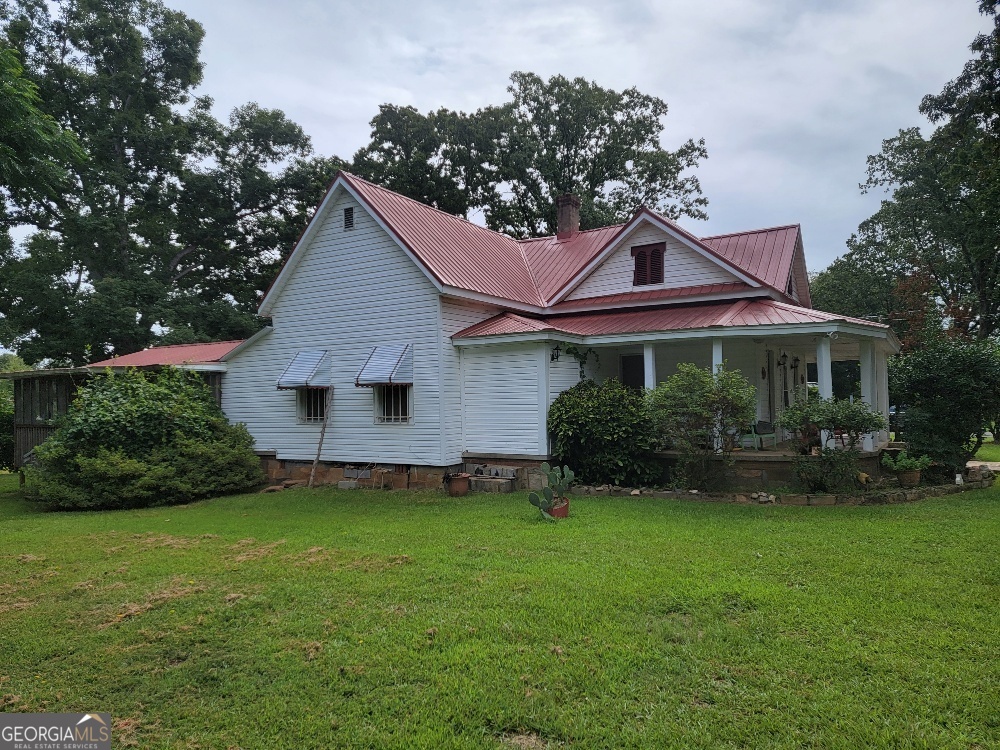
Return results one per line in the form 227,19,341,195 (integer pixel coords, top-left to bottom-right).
621,354,644,390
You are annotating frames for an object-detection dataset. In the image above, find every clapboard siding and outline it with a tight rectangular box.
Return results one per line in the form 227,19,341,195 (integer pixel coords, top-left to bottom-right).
567,224,738,300
547,356,581,406
439,298,501,462
223,189,446,465
461,344,543,455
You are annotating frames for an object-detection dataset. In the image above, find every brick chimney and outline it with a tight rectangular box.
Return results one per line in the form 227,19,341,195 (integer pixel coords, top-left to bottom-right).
556,194,581,240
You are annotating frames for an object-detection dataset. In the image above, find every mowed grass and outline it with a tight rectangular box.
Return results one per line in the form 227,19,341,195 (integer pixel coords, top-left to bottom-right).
975,438,1000,463
1,474,999,749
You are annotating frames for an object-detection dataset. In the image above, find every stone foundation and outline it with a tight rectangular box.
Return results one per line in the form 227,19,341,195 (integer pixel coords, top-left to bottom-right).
255,451,457,491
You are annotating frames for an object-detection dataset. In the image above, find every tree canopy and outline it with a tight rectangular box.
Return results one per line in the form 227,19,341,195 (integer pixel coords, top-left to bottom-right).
353,72,708,238
0,0,343,365
817,1,1000,342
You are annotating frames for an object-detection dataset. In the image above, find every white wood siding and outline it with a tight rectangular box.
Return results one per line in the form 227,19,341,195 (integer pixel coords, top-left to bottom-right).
548,355,583,405
567,223,739,300
222,189,447,465
439,298,502,463
461,343,545,456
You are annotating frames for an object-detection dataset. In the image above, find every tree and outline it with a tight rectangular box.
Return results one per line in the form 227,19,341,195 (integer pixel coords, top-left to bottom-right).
352,72,708,237
0,45,83,203
0,0,344,364
889,337,1000,473
843,2,1000,341
0,350,28,470
648,363,756,489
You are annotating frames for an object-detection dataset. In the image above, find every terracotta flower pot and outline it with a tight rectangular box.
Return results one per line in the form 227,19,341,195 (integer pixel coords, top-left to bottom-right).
549,498,569,518
445,473,471,497
898,470,921,488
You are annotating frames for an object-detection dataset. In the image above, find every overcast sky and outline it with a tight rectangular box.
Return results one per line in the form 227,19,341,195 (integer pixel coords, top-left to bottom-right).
170,0,990,273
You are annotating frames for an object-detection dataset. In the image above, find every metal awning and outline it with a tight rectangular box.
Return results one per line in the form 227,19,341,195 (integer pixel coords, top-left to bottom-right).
276,350,330,389
355,344,412,387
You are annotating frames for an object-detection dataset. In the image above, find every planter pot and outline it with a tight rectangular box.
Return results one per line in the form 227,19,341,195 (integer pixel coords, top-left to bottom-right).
898,470,921,488
445,473,471,497
550,498,570,518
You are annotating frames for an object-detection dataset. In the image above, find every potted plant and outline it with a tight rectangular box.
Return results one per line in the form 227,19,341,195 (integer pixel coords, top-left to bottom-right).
528,463,574,520
882,451,932,488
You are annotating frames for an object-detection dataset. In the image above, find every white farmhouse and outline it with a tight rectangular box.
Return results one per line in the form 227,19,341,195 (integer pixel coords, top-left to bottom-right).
217,172,898,484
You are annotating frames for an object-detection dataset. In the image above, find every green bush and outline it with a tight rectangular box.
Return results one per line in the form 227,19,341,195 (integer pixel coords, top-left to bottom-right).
777,394,887,453
890,338,1000,473
648,363,756,490
28,368,263,509
547,379,660,487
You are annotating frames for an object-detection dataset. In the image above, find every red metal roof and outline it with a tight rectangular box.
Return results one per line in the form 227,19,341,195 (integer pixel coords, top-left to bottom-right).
269,172,809,313
343,174,544,306
89,340,244,368
453,300,887,339
701,225,800,296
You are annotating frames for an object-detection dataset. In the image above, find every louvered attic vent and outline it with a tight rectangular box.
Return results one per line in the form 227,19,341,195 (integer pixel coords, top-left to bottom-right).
343,206,354,230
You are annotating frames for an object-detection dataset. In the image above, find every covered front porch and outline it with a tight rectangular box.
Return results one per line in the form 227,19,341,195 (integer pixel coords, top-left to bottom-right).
568,329,894,452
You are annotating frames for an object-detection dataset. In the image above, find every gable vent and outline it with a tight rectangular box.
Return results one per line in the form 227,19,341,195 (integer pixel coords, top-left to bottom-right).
343,206,354,230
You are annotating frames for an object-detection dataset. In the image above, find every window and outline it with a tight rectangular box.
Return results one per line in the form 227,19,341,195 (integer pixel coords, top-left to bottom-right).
343,206,354,230
298,387,328,423
375,384,411,423
631,243,665,286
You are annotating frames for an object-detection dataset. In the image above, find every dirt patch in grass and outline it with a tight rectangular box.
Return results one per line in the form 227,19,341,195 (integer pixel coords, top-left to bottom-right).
501,732,555,749
99,579,206,628
348,553,412,572
0,599,34,614
134,533,202,550
228,539,286,562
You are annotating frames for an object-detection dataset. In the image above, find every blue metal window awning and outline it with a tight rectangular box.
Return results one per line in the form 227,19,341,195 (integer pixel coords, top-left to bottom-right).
276,350,331,389
355,344,412,387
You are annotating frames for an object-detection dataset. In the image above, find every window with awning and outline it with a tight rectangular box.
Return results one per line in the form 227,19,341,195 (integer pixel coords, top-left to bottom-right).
354,344,412,387
276,350,330,389
355,344,413,424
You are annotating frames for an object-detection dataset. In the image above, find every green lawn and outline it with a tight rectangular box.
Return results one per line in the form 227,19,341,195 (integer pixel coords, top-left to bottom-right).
975,438,1000,463
2,475,999,749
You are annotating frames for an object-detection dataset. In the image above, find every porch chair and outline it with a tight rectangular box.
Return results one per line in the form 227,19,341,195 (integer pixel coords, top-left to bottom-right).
751,420,777,451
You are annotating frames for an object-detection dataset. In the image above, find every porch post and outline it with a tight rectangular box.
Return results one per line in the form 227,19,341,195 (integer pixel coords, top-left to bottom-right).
816,335,833,447
859,340,875,451
712,338,724,450
643,343,656,389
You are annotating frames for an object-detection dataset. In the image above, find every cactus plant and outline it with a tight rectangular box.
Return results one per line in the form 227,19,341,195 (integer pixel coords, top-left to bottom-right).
528,463,575,520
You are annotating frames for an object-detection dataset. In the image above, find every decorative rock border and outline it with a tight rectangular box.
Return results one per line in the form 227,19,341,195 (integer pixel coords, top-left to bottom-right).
570,476,995,506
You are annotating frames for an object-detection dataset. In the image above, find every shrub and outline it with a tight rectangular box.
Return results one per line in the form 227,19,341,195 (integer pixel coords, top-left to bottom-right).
547,379,659,487
882,451,932,473
648,363,756,489
890,338,1000,473
777,394,887,453
28,368,264,510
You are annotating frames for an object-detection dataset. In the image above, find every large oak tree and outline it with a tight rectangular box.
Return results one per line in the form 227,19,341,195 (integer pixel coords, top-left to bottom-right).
0,0,343,365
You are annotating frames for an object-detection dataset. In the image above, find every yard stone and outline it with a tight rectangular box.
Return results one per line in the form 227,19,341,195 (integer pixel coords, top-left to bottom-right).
780,495,808,505
337,480,359,490
630,489,641,496
808,495,836,506
260,485,284,493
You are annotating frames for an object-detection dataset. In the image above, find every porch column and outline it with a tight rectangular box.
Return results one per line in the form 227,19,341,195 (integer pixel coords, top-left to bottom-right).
816,336,833,399
859,341,875,451
643,343,656,389
816,335,833,447
712,338,724,450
